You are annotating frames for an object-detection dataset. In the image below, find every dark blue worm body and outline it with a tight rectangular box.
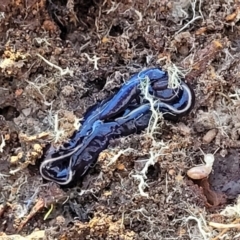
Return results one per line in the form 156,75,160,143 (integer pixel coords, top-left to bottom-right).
40,68,195,185
40,104,152,185
53,68,167,151
99,68,167,120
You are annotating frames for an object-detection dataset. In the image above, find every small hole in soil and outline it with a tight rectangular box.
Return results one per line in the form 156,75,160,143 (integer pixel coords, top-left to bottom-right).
87,212,94,220
6,76,14,82
167,215,174,221
82,77,106,96
67,221,74,228
133,36,149,49
146,163,160,180
0,106,20,120
128,18,134,24
198,106,208,112
109,24,123,37
46,0,99,40
91,77,106,91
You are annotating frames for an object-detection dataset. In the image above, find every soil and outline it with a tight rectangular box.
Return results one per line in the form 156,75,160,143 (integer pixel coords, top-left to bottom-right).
1,0,240,239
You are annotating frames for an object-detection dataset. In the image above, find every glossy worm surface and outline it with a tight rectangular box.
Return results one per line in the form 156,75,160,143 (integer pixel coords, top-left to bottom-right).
40,68,195,185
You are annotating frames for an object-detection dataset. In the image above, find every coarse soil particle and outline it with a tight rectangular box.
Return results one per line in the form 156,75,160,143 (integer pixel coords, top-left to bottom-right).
1,0,240,239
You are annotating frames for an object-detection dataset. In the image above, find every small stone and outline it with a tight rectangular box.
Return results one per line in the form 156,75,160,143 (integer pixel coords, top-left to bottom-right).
117,163,125,170
22,107,31,116
10,155,20,164
178,45,189,56
33,143,42,153
168,169,175,176
203,129,217,144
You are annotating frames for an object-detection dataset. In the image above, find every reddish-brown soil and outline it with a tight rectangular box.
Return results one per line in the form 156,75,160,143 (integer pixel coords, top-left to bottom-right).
1,1,240,239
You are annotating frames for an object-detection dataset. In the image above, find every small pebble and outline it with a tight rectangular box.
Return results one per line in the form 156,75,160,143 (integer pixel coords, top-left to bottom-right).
10,155,20,164
203,129,217,143
22,107,31,117
220,149,228,157
178,45,189,56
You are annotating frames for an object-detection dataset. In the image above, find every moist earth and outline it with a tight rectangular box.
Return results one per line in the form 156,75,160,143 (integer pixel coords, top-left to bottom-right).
1,0,240,239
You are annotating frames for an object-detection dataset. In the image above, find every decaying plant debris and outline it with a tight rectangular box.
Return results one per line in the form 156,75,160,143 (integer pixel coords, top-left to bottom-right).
1,0,240,239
